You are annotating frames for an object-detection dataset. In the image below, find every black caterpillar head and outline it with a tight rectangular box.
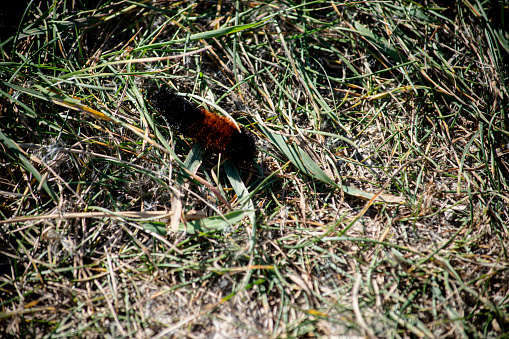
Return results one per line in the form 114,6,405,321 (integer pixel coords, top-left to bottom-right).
227,129,257,164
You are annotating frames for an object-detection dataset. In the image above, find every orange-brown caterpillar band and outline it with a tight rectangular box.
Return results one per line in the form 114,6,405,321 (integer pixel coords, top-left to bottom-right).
151,87,256,163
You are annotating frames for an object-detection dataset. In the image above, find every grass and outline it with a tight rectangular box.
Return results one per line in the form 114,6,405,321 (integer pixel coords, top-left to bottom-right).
1,0,508,337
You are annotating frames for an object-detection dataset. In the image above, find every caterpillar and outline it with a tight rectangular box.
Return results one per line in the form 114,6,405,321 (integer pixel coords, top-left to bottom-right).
151,87,256,164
